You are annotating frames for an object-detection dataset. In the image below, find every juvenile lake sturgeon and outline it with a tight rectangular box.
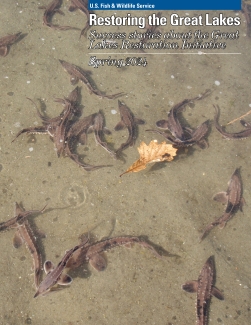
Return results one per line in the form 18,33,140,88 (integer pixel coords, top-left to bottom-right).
0,202,46,289
182,256,224,325
200,168,244,241
214,105,251,139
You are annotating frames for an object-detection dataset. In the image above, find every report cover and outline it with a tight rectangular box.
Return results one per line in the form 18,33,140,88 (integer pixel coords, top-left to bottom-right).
0,1,250,324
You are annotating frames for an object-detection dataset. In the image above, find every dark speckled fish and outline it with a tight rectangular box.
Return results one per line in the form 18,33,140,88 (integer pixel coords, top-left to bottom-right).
68,0,91,36
114,100,145,156
200,168,244,241
147,120,209,148
12,87,80,157
59,59,124,99
214,105,251,139
182,256,224,325
0,202,46,290
147,91,210,148
89,111,116,159
34,236,89,298
39,0,79,30
64,112,111,171
66,236,163,271
0,32,22,57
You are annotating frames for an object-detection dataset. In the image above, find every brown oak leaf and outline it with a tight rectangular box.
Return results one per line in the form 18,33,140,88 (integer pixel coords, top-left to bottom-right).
120,140,177,177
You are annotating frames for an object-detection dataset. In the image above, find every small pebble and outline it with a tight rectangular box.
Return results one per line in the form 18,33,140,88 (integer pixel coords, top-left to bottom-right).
215,80,220,86
29,147,34,152
111,109,117,114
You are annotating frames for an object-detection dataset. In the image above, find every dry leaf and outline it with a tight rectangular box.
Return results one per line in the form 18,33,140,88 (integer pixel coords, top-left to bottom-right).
120,140,177,177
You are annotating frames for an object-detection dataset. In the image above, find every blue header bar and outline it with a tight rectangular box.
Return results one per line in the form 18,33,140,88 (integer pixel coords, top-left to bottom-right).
89,0,241,10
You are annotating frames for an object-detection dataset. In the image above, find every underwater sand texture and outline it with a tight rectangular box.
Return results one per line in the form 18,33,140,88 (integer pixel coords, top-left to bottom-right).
0,2,250,324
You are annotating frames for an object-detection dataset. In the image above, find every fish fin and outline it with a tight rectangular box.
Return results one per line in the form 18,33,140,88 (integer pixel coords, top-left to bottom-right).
65,257,74,268
15,202,24,216
44,260,55,274
0,46,8,57
239,197,245,212
156,119,169,129
79,133,88,145
212,286,224,300
58,274,73,285
114,120,126,131
212,191,228,204
196,139,208,149
218,221,226,229
182,280,198,293
55,9,64,15
13,230,24,248
89,254,106,271
183,127,193,135
70,76,79,85
134,118,145,125
34,290,40,298
87,126,94,133
124,243,133,248
199,223,216,242
79,233,89,244
130,141,135,147
103,127,112,135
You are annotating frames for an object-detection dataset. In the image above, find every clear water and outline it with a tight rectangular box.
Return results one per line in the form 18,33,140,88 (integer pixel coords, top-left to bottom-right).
0,2,250,324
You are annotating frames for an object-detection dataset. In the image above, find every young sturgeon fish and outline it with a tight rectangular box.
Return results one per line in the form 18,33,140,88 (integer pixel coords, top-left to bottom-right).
214,105,251,139
0,202,46,289
0,32,22,56
155,90,210,141
67,113,97,146
59,59,124,99
89,112,116,159
65,113,111,171
157,98,196,141
39,0,79,31
66,236,163,271
52,87,81,157
12,87,80,155
182,256,224,325
68,0,91,36
147,120,210,148
200,168,244,241
34,237,89,298
114,100,145,156
11,96,68,143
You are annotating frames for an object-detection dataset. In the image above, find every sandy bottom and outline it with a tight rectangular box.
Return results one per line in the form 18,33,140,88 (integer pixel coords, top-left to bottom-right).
0,2,250,325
